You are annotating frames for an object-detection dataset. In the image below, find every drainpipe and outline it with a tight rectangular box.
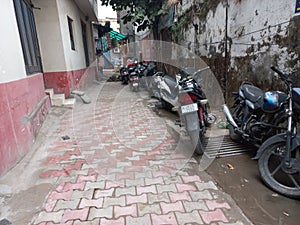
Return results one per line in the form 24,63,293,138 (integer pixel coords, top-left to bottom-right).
224,0,229,103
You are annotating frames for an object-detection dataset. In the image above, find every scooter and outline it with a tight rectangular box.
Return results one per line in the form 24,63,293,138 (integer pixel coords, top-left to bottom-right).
178,67,216,154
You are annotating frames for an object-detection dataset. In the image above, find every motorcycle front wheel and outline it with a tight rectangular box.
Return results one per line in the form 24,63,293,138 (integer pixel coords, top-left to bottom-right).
258,142,300,199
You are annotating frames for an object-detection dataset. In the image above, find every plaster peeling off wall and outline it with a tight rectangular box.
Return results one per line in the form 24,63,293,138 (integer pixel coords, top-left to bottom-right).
177,0,300,102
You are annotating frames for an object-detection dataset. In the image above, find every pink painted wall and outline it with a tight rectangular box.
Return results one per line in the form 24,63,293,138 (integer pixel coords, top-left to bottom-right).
44,66,97,97
0,74,50,175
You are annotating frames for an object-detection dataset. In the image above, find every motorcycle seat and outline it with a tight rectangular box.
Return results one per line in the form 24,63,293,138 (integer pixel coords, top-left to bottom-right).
241,84,263,103
164,76,177,88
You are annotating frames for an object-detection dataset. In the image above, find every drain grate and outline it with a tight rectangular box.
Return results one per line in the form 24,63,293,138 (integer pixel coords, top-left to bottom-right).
204,135,256,158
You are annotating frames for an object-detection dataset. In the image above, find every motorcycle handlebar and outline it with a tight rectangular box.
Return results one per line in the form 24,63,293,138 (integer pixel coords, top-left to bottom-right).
270,66,293,84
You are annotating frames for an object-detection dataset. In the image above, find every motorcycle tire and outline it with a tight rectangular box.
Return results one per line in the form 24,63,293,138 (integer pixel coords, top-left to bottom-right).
258,142,300,199
189,130,205,155
229,124,242,143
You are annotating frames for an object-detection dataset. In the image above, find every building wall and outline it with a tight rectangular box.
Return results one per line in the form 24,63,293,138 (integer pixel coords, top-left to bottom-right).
0,0,50,175
0,0,26,83
33,0,97,97
174,0,300,103
32,0,66,72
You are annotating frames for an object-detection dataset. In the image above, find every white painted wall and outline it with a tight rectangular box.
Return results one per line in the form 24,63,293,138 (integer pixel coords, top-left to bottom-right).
34,0,95,73
57,0,93,71
0,0,26,83
33,0,66,72
178,0,298,71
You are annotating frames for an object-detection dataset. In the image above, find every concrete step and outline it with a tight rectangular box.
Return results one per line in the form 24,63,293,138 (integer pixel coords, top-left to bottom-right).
63,98,76,108
45,89,54,99
51,94,65,106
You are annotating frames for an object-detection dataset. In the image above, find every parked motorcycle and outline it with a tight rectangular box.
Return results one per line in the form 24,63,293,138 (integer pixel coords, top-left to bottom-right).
120,66,129,85
253,67,300,199
223,73,293,147
178,67,216,154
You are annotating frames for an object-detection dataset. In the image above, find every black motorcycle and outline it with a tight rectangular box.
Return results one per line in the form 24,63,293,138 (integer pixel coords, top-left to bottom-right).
253,67,300,199
178,68,216,154
223,75,292,147
120,66,129,85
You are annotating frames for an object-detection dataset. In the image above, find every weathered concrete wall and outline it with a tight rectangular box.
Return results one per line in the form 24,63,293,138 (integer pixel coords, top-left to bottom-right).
174,0,300,103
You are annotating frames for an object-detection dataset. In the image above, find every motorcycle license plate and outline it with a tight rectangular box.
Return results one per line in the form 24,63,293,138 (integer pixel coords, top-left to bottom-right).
133,83,138,87
181,103,198,114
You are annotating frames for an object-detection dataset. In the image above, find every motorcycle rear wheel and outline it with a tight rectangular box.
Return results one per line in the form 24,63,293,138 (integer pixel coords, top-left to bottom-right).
229,124,242,143
258,142,300,199
189,130,205,155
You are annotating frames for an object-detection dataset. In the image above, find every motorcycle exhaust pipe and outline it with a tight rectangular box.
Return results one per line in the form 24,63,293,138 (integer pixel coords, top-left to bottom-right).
222,104,238,128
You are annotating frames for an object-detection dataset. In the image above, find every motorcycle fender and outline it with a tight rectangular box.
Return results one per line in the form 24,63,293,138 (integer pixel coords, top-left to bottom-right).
253,133,300,160
184,112,200,132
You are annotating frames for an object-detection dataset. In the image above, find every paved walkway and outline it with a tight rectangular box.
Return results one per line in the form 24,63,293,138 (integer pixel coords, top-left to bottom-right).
0,72,253,225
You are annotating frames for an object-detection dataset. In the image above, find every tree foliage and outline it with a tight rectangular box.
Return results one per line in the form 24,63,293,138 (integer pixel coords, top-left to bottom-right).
99,0,163,32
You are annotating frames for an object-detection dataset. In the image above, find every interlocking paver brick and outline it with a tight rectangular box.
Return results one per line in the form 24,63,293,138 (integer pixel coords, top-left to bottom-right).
34,210,64,224
199,208,229,224
115,186,136,197
163,175,183,184
160,201,185,214
137,185,157,195
48,190,73,201
63,182,85,192
100,217,125,225
61,207,89,223
156,183,177,194
176,183,197,192
73,218,100,225
135,171,152,179
125,178,145,187
114,204,138,218
137,203,162,216
103,196,126,207
84,181,105,190
88,206,113,220
195,181,218,191
79,198,103,208
147,192,170,204
94,188,114,198
169,190,192,202
126,214,152,225
183,200,209,212
181,175,202,183
126,193,148,205
145,177,164,186
151,212,178,225
205,199,231,210
71,189,94,199
190,190,213,201
175,210,203,224
115,172,135,180
54,199,80,211
105,180,125,189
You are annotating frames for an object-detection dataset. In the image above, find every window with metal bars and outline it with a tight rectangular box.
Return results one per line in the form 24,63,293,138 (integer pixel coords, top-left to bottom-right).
68,16,75,51
13,0,42,75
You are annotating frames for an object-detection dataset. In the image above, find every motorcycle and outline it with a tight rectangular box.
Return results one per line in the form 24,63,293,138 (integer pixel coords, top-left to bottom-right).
120,60,137,85
223,72,293,147
178,67,216,154
253,67,300,199
120,66,129,85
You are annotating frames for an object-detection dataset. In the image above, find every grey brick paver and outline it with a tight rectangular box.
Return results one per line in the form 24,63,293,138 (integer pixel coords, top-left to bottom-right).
126,214,152,225
115,186,136,197
103,196,126,207
156,183,177,193
33,210,64,224
137,203,162,216
88,206,113,220
189,190,214,201
183,200,209,212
